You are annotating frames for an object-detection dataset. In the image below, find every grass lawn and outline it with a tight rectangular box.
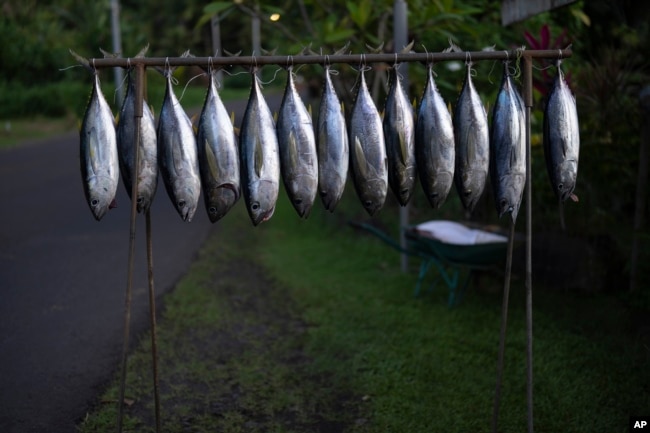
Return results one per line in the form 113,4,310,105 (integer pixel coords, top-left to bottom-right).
78,183,649,432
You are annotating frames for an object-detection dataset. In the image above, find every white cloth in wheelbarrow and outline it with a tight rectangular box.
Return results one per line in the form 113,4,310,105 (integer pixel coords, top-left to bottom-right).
415,220,507,245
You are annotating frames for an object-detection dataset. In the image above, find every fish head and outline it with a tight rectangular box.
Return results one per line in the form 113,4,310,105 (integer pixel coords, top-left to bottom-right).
359,178,387,216
428,172,454,209
205,183,240,223
247,179,277,226
134,182,156,214
289,194,312,218
319,188,339,212
86,175,117,221
555,160,578,202
458,169,487,212
496,173,526,221
173,181,200,222
393,173,415,206
134,164,158,214
135,195,149,214
287,175,317,218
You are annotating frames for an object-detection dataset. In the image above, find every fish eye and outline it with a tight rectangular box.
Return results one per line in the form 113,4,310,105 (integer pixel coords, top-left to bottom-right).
401,188,409,196
209,206,217,214
91,199,99,206
500,199,508,208
137,197,144,204
463,190,472,197
558,183,564,190
252,202,260,211
294,198,303,205
178,200,186,208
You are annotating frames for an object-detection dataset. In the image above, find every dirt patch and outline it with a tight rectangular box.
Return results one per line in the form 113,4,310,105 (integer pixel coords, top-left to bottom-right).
118,226,367,432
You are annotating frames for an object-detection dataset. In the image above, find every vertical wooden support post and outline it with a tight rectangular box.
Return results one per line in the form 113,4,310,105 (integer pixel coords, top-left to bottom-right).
393,0,410,273
522,54,535,433
117,63,143,433
132,62,162,433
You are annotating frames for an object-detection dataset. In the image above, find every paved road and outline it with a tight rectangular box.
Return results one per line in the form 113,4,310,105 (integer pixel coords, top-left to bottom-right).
0,95,282,432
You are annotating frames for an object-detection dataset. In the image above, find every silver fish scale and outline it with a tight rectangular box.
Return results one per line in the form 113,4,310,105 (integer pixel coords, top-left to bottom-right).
453,65,489,212
349,71,388,216
383,66,416,206
239,74,280,226
197,71,240,223
276,69,318,218
415,65,455,210
316,66,349,212
157,74,201,222
543,65,579,202
116,68,158,214
80,73,120,221
490,65,526,222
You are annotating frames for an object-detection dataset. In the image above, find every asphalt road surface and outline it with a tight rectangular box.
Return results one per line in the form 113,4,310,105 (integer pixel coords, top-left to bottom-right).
0,95,281,432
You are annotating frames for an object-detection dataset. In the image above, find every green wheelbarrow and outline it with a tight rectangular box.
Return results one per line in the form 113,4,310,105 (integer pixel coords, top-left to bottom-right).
350,220,510,306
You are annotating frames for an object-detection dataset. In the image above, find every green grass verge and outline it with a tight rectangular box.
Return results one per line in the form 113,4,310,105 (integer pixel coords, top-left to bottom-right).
78,185,649,432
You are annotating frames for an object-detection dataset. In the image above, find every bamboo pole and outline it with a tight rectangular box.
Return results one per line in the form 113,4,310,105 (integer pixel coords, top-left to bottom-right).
85,49,572,69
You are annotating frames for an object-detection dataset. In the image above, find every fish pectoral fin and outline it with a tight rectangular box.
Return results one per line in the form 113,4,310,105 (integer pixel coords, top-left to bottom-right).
88,128,99,175
171,137,185,176
289,129,299,168
354,136,368,178
398,129,408,166
466,131,476,164
205,139,220,179
254,135,264,178
510,145,517,167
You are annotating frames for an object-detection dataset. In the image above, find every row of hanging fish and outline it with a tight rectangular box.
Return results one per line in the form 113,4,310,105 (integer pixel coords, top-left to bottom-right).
76,50,579,226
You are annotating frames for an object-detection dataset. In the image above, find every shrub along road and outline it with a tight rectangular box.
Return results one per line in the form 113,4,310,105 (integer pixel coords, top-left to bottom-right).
0,95,281,432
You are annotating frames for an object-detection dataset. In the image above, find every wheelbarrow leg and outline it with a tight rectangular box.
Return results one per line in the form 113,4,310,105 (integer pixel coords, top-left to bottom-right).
414,259,434,297
449,269,472,307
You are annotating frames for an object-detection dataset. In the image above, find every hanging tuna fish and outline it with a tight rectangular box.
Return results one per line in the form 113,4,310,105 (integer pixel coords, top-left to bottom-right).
349,64,388,216
196,63,240,223
239,68,280,226
543,61,579,203
116,46,158,215
316,62,349,212
276,64,318,218
415,62,455,209
383,62,416,206
156,52,202,222
489,61,526,222
73,49,120,221
453,60,489,212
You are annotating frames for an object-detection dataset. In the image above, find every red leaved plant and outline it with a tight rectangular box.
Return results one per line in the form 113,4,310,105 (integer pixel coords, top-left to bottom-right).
524,24,572,96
